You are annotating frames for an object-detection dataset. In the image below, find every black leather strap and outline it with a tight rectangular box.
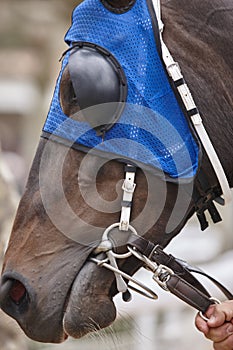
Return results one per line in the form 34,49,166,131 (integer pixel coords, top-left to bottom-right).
167,275,214,312
193,169,223,231
150,245,210,296
184,263,233,301
128,234,233,312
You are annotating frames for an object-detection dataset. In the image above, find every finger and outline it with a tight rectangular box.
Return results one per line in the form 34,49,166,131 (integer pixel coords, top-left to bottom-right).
206,323,233,343
213,333,233,350
208,302,233,327
195,313,210,335
197,304,224,328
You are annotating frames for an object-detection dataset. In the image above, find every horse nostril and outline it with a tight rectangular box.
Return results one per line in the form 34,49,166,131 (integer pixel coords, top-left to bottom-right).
9,280,27,305
0,278,28,308
0,274,33,318
0,279,14,306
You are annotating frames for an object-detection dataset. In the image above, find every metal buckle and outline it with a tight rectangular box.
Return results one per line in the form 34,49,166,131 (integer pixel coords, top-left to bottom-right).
152,265,174,291
128,246,174,291
122,179,136,193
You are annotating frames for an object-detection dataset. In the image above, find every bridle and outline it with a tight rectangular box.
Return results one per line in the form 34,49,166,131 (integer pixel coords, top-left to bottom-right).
90,163,233,319
90,0,233,320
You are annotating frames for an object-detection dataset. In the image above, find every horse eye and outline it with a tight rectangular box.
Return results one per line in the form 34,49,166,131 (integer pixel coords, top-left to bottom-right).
59,65,80,117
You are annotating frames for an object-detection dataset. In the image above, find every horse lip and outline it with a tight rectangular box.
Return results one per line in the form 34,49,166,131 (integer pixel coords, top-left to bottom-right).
62,259,117,338
61,265,88,336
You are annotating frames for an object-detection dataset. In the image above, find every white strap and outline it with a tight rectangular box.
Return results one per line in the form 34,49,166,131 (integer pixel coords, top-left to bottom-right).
152,0,232,204
120,166,136,231
152,0,163,32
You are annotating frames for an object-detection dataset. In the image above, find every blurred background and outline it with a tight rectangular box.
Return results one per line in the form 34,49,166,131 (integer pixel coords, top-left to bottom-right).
0,1,232,349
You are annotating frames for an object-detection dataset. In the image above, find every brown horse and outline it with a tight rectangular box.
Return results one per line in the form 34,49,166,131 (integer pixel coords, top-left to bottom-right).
1,0,233,344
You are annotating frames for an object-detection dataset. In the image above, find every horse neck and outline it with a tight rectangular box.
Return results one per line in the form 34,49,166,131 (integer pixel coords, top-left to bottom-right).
162,0,233,64
162,0,233,187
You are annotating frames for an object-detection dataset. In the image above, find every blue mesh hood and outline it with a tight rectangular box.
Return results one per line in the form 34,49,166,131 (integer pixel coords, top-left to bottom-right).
43,0,200,180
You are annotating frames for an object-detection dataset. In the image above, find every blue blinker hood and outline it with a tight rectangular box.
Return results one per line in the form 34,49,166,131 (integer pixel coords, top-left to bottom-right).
42,0,200,181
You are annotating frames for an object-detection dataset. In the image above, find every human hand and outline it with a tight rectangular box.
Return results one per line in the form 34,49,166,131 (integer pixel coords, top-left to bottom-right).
195,301,233,350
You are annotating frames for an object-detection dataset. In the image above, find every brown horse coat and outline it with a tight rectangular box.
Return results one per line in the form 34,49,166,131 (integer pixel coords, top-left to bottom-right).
1,0,233,343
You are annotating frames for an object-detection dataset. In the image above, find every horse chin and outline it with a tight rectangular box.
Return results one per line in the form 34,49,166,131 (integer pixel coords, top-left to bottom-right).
62,260,117,339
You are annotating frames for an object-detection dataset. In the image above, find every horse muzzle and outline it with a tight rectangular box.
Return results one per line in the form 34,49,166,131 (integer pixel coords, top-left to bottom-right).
0,271,67,343
0,261,117,342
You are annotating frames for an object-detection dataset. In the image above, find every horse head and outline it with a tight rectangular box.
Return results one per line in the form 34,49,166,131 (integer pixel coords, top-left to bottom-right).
0,0,233,344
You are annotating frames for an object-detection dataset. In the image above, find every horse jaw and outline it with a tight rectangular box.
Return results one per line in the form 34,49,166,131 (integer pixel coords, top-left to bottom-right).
63,260,117,338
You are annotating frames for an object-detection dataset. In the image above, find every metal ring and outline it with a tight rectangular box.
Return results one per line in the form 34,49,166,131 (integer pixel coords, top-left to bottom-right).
102,222,138,259
199,297,221,322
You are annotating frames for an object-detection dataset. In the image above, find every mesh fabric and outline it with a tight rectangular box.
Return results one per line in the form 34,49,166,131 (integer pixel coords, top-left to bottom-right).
43,0,200,180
